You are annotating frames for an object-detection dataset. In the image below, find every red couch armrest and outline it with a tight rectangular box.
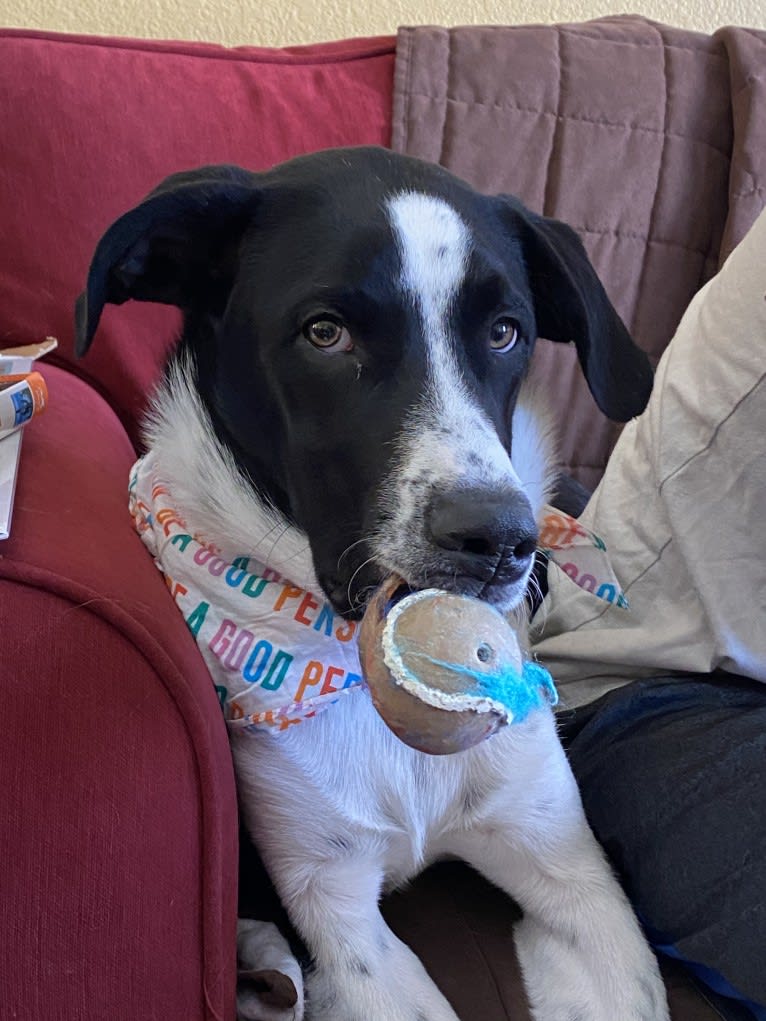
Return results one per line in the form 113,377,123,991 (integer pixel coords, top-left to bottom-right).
0,364,238,1020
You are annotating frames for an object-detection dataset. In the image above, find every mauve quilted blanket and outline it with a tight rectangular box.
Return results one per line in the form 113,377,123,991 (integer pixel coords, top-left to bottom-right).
392,16,766,489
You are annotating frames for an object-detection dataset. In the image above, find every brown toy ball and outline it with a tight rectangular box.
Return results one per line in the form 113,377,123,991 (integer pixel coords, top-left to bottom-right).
358,575,524,755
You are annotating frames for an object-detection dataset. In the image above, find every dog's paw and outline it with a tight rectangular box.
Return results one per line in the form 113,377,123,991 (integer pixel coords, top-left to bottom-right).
305,938,460,1021
515,913,670,1021
237,919,304,1021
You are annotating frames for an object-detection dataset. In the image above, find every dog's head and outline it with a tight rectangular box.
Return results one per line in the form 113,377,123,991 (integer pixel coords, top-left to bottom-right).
76,147,651,617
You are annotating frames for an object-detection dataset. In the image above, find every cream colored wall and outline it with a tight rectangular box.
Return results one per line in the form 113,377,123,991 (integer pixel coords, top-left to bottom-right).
1,0,763,47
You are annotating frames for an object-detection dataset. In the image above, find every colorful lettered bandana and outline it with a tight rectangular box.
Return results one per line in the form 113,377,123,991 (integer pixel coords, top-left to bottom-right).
130,454,625,734
538,507,629,608
130,453,365,733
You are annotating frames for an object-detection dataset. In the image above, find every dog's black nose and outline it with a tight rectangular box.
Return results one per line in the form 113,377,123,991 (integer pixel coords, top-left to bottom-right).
427,488,538,585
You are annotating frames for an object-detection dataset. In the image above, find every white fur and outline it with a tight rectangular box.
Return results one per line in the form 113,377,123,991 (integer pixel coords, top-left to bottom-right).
144,352,319,591
146,193,669,1021
510,384,559,520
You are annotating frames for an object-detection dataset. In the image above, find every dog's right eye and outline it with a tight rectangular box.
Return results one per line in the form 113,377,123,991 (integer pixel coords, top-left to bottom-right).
303,317,353,353
489,316,520,353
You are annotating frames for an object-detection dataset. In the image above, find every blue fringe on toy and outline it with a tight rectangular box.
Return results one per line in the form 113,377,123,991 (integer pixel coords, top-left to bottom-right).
405,653,558,723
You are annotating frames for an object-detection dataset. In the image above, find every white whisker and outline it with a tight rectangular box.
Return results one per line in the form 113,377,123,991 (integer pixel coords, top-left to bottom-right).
346,554,380,609
337,535,374,570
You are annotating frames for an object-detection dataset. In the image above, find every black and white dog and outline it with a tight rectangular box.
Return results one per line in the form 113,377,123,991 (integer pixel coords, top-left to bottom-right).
76,147,667,1021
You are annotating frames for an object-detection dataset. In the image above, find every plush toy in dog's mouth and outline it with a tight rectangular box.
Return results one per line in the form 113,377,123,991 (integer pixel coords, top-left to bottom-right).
358,574,558,755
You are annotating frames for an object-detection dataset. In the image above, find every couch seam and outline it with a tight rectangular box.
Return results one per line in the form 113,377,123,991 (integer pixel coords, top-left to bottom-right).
731,185,766,199
437,30,454,167
564,225,712,258
556,28,726,58
631,24,671,338
392,27,413,153
448,21,727,58
40,357,145,454
541,25,563,219
405,94,731,160
0,28,395,66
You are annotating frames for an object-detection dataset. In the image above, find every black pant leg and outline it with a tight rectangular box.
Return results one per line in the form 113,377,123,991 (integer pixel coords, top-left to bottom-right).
559,674,766,1017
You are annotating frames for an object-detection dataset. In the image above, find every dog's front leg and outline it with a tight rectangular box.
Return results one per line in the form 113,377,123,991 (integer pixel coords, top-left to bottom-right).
233,712,462,1021
452,712,669,1021
269,849,460,1021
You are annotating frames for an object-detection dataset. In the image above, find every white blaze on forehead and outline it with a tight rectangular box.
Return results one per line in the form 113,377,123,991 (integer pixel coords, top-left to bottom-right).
385,190,521,487
386,191,469,331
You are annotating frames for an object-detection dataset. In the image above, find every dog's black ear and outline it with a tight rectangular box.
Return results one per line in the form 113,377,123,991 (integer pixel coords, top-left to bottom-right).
75,164,259,356
499,197,653,421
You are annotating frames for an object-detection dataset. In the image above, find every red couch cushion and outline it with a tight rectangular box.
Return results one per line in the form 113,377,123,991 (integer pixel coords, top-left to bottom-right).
0,363,239,1019
0,29,395,443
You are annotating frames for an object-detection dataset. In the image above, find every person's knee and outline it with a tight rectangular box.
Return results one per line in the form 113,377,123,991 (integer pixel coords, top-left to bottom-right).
566,676,766,951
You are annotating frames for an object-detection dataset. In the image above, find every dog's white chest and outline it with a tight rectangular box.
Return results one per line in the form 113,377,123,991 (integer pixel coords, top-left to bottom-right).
231,687,560,888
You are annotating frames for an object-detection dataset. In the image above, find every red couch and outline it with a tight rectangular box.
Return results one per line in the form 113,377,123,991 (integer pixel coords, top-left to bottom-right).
0,26,716,1021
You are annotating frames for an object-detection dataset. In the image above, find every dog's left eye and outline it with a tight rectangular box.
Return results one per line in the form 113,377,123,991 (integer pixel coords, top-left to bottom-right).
489,317,520,353
303,317,353,352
